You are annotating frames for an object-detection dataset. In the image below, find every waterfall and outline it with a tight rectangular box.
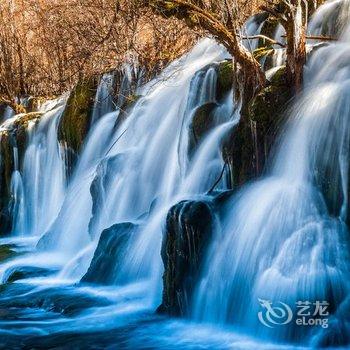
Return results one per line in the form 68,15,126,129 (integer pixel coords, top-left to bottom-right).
11,99,66,238
0,3,350,348
192,2,350,344
0,39,234,292
57,39,234,303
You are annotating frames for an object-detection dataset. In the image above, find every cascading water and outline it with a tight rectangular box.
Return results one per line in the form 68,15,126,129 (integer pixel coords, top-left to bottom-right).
10,99,66,238
0,36,236,318
193,2,350,346
60,39,234,299
0,2,350,348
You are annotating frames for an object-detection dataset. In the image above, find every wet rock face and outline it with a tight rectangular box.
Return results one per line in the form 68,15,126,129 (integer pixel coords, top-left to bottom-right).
248,66,292,164
58,76,99,175
189,102,217,155
0,132,14,235
158,200,214,316
223,66,292,187
82,222,136,285
216,60,233,100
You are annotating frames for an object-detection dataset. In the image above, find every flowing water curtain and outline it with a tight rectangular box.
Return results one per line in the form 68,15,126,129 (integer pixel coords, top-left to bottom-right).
76,39,235,304
9,100,67,238
192,1,350,344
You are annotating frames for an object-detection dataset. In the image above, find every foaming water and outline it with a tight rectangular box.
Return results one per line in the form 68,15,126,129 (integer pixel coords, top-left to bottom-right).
11,99,66,238
193,5,350,346
0,3,350,348
0,38,234,297
0,38,241,348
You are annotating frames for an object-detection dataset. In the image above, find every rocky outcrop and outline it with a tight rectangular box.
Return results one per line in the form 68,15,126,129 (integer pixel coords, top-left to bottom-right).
58,76,99,174
0,132,14,235
216,60,234,100
189,102,217,154
158,200,214,316
82,222,136,285
222,66,293,187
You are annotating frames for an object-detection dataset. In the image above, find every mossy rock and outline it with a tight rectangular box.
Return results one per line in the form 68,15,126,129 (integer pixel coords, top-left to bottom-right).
0,131,15,235
11,112,43,169
222,66,293,188
189,102,217,154
216,60,233,99
6,266,55,283
82,222,136,284
0,244,15,262
0,112,43,235
248,66,291,157
221,119,256,188
249,66,290,127
58,76,99,172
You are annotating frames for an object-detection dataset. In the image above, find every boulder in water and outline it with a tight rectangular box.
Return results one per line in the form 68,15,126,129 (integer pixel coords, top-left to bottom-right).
189,102,217,154
82,222,136,285
158,200,214,316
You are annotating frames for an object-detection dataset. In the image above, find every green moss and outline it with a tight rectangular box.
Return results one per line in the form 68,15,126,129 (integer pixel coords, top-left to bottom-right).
222,66,293,188
249,66,289,125
248,66,291,158
0,244,15,262
216,60,233,99
191,102,217,143
58,76,99,156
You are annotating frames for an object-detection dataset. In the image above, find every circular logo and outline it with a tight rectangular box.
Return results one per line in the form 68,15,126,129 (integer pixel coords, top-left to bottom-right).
258,298,293,328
